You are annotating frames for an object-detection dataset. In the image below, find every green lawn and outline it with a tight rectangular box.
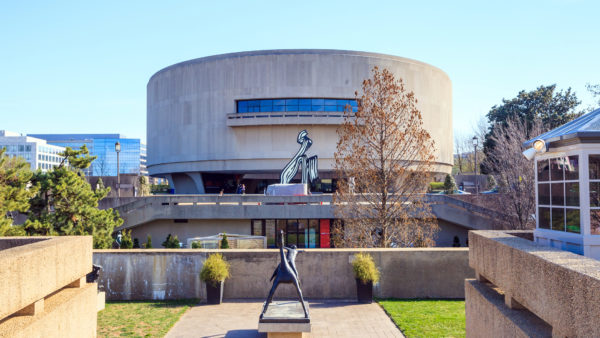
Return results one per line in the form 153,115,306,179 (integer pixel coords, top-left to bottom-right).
378,299,465,338
97,299,197,337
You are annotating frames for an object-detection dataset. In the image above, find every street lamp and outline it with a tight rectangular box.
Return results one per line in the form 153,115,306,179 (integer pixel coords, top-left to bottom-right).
472,136,478,194
115,141,121,198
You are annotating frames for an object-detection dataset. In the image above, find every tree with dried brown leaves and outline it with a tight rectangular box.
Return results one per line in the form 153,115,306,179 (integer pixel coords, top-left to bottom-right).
484,116,544,229
332,67,439,248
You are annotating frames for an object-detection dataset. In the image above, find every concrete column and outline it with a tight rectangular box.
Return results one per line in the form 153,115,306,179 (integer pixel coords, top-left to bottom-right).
504,292,525,310
187,172,206,194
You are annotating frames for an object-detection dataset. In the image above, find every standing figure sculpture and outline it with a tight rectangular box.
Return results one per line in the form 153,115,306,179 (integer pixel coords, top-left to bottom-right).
280,130,319,185
260,231,309,319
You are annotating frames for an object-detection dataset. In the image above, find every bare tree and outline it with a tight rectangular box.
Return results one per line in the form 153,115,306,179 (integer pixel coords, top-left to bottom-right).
332,67,439,248
484,116,543,229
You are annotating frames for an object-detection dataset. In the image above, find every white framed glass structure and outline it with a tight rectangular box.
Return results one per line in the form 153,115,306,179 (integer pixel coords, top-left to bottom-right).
527,108,600,259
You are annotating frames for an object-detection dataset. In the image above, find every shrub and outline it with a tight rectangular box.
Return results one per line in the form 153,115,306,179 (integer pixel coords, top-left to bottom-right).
220,233,230,249
443,174,457,194
191,241,202,249
429,181,444,191
145,234,152,248
120,230,133,249
487,175,497,189
162,234,180,249
352,252,380,284
200,253,230,286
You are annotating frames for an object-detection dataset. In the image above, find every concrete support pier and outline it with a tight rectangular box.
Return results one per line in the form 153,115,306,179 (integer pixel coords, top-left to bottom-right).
258,301,311,338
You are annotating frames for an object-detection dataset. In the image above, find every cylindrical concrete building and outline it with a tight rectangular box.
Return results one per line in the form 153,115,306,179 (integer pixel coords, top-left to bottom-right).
147,49,452,194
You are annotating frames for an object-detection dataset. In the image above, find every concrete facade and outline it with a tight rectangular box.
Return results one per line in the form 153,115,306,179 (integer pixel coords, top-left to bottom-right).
0,236,98,337
93,248,472,301
113,194,502,248
147,49,453,193
467,230,600,337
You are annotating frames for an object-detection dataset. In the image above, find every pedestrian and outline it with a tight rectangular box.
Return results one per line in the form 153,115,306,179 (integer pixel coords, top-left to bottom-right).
241,183,246,195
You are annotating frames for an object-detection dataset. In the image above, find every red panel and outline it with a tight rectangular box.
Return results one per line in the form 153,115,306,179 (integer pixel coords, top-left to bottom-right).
319,219,330,248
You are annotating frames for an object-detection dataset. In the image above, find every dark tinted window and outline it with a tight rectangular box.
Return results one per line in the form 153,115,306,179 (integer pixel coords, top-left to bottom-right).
237,98,358,113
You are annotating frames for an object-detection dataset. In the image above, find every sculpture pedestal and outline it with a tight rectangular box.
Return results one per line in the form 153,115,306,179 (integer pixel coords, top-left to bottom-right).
258,301,310,338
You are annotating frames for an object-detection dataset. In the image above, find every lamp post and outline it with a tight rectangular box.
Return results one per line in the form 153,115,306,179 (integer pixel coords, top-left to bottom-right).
472,136,478,194
115,141,121,198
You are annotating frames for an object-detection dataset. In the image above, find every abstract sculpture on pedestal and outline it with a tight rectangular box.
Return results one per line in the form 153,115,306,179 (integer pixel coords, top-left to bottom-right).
260,230,309,319
280,130,318,184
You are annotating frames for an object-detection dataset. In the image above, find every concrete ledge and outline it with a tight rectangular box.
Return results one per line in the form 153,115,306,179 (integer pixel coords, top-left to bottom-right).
469,230,600,337
94,248,472,300
0,283,97,338
0,236,93,321
465,279,551,338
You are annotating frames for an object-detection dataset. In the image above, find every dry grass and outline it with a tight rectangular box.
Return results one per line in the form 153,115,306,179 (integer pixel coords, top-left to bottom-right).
97,299,197,337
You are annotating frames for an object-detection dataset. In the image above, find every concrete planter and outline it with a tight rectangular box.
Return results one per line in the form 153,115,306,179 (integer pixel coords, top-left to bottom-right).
356,279,373,304
206,281,224,304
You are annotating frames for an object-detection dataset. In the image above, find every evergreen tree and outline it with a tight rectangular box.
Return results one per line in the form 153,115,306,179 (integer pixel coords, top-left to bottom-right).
443,174,457,194
220,233,230,249
145,234,152,248
120,230,133,249
487,175,497,190
0,149,36,236
25,145,121,248
162,233,180,248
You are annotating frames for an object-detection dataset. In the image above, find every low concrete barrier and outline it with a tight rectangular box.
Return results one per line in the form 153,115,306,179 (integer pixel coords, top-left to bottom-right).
94,248,472,301
0,236,97,337
467,230,600,337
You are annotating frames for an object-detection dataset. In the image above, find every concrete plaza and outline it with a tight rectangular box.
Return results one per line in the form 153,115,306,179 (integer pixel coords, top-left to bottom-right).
165,300,404,338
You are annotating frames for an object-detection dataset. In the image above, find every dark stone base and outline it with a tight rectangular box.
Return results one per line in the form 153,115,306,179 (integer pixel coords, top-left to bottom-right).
259,300,310,323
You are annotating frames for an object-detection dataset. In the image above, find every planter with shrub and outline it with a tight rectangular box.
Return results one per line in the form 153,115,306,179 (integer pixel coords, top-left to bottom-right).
352,252,380,304
200,253,230,304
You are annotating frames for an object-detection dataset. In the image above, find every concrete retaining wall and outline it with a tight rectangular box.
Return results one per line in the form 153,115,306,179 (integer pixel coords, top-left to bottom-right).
94,248,472,301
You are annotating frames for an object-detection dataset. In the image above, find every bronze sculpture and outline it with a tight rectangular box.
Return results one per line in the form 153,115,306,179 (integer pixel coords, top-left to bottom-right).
260,231,308,319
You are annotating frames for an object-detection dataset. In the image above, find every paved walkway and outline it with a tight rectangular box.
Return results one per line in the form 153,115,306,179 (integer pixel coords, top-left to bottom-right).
166,300,404,338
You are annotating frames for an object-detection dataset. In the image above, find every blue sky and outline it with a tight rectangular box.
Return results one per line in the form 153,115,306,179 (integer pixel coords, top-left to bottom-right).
1,0,598,143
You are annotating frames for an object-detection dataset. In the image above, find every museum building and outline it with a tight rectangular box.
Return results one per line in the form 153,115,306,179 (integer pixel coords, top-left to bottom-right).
121,49,469,248
147,49,453,194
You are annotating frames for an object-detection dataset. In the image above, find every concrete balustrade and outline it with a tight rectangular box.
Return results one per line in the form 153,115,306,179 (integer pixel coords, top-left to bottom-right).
467,230,600,337
0,236,98,337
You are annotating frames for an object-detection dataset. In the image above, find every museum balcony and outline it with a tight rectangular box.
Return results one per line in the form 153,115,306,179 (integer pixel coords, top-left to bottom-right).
225,111,350,127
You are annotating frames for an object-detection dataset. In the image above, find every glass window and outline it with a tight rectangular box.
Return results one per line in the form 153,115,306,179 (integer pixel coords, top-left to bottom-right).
538,184,550,205
308,219,319,248
538,160,550,181
566,209,580,233
287,220,299,247
551,208,565,231
299,105,311,111
266,220,276,247
272,105,285,112
311,99,324,105
252,220,263,236
592,182,600,207
590,155,600,179
286,105,299,112
298,219,308,248
324,105,337,112
564,155,579,180
324,99,337,106
273,100,286,106
550,183,564,206
539,207,551,229
285,99,298,106
18,145,24,152
298,99,311,106
565,183,579,206
311,105,324,111
591,210,600,235
550,158,564,181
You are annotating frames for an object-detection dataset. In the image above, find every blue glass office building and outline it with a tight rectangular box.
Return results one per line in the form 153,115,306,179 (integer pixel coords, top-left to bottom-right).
29,134,146,176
